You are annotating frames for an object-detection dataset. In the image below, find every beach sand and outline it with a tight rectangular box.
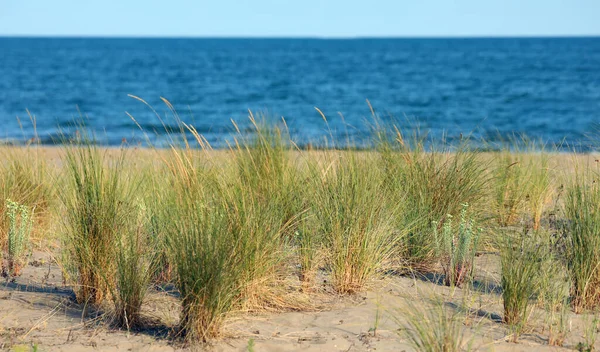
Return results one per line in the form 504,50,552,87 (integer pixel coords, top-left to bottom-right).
0,250,588,351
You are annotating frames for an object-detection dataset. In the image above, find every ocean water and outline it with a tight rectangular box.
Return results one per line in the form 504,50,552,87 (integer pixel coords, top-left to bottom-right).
1,37,599,149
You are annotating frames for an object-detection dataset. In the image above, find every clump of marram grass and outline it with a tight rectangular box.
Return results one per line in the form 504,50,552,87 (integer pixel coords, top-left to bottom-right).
433,203,481,288
154,119,298,342
500,229,545,341
526,151,554,231
224,174,296,311
233,114,303,232
309,152,400,294
2,199,34,277
538,250,570,347
295,222,323,290
158,163,238,342
563,161,600,312
395,295,475,352
377,128,489,269
59,139,138,305
160,154,291,342
490,135,552,228
109,200,158,330
230,114,308,300
493,151,530,227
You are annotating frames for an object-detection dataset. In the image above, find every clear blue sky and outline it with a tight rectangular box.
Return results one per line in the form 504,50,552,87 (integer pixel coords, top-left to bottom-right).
1,0,599,37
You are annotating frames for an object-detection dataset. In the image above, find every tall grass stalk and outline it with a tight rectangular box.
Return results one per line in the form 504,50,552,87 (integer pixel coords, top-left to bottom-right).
231,114,306,303
564,161,600,312
309,152,399,294
536,231,570,346
493,151,530,227
500,230,544,341
396,296,474,352
526,151,553,231
60,140,137,305
109,200,157,329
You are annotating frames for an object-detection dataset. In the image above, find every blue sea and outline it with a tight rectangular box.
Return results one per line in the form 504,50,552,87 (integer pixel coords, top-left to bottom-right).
1,37,599,150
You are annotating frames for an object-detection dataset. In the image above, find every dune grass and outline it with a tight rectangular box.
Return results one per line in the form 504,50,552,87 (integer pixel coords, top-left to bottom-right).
527,151,554,231
564,160,600,312
6,111,600,347
396,294,475,352
492,138,554,229
493,150,531,227
539,250,570,347
109,199,158,329
59,139,138,305
309,151,401,294
230,116,307,306
500,229,546,341
378,131,489,269
152,118,306,341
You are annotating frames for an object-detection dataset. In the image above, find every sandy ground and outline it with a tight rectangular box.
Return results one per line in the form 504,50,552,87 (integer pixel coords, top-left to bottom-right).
1,251,596,351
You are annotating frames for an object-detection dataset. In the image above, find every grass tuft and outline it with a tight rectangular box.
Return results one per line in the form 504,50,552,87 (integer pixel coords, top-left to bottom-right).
378,131,489,269
499,229,544,341
564,160,600,312
309,152,399,294
59,137,137,305
396,295,474,352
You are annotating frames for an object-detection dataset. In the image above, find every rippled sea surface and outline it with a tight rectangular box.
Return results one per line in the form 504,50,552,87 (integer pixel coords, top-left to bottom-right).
1,37,599,149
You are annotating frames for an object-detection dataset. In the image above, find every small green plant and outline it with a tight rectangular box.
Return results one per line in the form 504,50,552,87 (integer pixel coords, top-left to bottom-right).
500,230,544,341
396,296,473,352
9,342,39,352
2,199,34,277
247,338,256,352
547,300,570,347
369,293,383,337
577,315,600,352
433,203,481,287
